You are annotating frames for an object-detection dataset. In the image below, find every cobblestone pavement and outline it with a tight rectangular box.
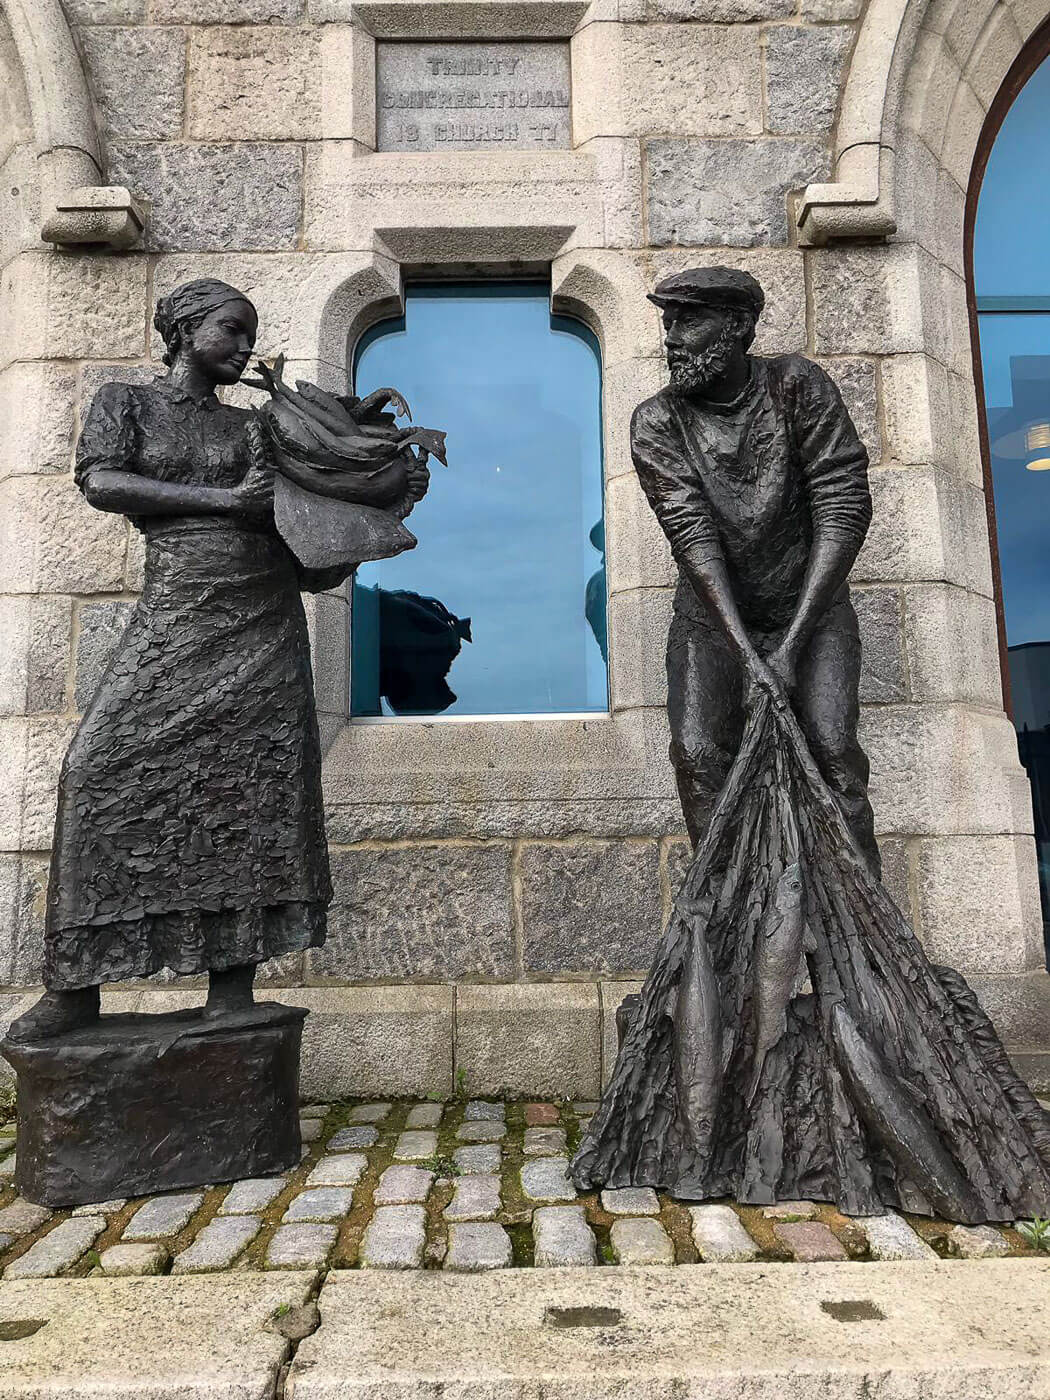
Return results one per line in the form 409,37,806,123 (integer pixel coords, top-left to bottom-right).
0,1099,1046,1278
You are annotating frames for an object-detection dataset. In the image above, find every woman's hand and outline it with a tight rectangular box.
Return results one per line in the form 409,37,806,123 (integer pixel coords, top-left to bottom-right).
226,458,274,522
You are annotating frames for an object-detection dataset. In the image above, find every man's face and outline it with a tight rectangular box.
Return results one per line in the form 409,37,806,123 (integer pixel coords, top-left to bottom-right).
662,303,742,395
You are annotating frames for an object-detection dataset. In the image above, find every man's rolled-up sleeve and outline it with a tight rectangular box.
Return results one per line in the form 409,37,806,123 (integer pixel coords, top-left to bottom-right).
793,360,872,548
630,398,721,566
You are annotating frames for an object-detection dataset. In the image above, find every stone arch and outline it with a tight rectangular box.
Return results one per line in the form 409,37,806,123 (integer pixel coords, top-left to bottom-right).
0,0,140,247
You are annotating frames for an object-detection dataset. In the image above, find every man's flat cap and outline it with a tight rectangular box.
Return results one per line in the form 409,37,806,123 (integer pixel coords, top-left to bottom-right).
648,266,765,316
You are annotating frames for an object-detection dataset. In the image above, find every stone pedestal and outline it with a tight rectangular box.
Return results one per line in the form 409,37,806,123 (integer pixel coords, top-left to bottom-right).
1,1002,307,1208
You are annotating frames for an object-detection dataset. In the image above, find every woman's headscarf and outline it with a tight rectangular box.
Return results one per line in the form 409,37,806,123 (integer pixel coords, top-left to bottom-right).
154,279,255,365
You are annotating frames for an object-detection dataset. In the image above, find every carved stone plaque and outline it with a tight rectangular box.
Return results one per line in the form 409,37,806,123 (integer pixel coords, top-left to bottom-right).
376,42,571,152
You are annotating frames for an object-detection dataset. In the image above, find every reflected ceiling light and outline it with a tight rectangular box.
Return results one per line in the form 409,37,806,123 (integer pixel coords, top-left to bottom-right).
1025,422,1050,471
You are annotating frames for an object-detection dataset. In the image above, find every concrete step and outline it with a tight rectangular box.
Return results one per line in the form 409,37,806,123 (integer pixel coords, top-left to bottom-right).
288,1261,1050,1399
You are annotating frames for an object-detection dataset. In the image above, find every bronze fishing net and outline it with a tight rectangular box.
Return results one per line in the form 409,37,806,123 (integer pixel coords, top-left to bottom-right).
572,693,1050,1223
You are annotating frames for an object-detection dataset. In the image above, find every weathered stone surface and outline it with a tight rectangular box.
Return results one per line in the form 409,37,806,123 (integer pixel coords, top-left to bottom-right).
533,1205,597,1267
318,845,514,980
265,1222,338,1269
300,1103,330,1119
648,0,794,15
948,1224,1010,1259
99,1242,169,1276
456,983,601,1099
915,835,1043,973
374,1165,434,1205
520,840,661,973
811,246,926,358
463,1100,506,1121
405,1104,443,1129
305,1155,368,1189
456,1120,506,1143
1,254,148,367
647,138,827,246
0,362,77,479
188,26,323,141
81,27,185,141
445,1222,513,1272
774,1221,848,1262
328,1126,378,1150
611,1216,675,1265
172,1215,261,1273
107,143,302,252
284,1188,355,1223
444,1175,501,1223
123,1192,204,1241
5,1217,105,1278
821,357,882,467
903,584,1000,706
74,601,133,711
0,596,71,716
763,1201,819,1221
453,1145,502,1175
2,474,127,597
524,1103,559,1126
64,0,147,19
858,1213,936,1261
152,0,303,18
71,1199,126,1217
349,1103,391,1125
219,1178,287,1215
853,587,906,704
689,1205,759,1262
765,24,853,134
521,1157,577,1203
394,1130,438,1160
523,1127,567,1157
601,1187,660,1217
0,1199,51,1235
360,1205,426,1270
299,1118,323,1143
575,23,760,141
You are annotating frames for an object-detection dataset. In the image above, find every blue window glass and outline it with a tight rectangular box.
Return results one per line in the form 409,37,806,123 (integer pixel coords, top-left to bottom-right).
350,283,607,718
974,53,1050,961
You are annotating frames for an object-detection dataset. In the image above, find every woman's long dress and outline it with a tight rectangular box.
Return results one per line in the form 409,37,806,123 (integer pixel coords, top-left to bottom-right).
43,377,331,989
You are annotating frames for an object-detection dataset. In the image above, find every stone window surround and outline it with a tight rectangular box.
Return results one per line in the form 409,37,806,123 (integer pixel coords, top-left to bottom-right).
296,240,683,843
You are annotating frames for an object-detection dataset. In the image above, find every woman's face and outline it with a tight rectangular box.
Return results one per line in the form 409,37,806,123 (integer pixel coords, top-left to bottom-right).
183,300,258,385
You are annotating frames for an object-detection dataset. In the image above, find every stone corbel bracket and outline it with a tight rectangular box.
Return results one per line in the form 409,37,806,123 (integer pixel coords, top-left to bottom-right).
6,0,143,250
798,0,931,246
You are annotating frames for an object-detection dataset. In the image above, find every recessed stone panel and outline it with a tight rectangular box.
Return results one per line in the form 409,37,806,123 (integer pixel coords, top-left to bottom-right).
376,41,570,151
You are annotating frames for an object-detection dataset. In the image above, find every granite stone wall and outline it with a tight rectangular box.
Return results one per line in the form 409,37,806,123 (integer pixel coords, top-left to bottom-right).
1,0,1048,1093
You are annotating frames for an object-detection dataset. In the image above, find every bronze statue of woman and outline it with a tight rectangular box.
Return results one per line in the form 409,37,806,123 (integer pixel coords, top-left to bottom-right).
10,279,381,1042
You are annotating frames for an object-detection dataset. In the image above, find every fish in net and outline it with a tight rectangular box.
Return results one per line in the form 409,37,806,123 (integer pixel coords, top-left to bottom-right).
571,691,1050,1223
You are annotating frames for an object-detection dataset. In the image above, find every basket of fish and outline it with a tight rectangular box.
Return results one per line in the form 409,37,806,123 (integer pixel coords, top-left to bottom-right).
246,355,447,572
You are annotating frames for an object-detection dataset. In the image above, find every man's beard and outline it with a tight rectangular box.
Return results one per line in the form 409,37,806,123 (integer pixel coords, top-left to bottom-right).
668,322,741,396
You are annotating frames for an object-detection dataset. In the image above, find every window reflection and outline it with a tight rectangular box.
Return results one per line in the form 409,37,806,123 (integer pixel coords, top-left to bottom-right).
350,284,607,718
975,53,1050,962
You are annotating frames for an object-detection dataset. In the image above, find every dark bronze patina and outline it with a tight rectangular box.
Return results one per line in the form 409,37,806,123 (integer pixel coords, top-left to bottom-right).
572,268,1050,1223
2,280,441,1205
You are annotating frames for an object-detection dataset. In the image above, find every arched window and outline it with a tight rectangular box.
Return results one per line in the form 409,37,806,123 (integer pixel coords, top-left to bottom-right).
973,48,1050,961
350,283,607,719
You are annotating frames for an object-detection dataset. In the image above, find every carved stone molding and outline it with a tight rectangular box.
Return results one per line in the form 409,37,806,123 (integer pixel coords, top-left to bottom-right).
798,0,932,246
4,0,142,249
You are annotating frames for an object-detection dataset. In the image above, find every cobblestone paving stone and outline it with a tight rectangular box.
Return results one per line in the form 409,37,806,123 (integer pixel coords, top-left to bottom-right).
453,1144,501,1174
218,1177,287,1215
611,1217,675,1265
328,1126,378,1150
446,1222,513,1272
305,1154,367,1189
360,1205,426,1269
0,1101,1035,1282
456,1120,506,1143
298,1118,323,1143
523,1127,566,1156
444,1174,501,1222
172,1214,261,1273
123,1192,204,1241
690,1204,760,1262
5,1216,105,1278
393,1130,438,1160
99,1242,170,1276
534,1205,597,1267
